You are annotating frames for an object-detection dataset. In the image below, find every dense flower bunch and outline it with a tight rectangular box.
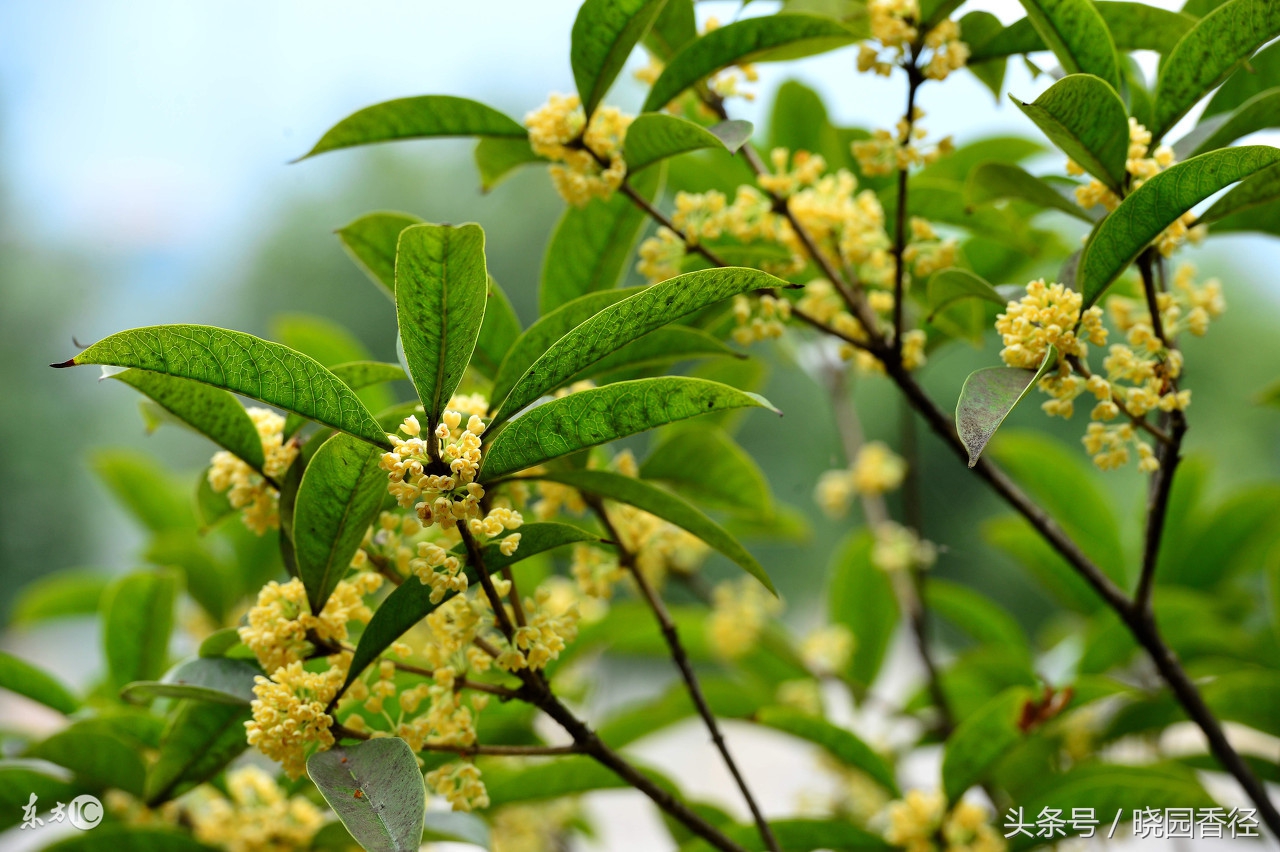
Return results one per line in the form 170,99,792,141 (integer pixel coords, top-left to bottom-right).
879,790,1006,852
246,659,348,779
857,0,969,81
796,278,928,372
207,407,299,534
706,575,784,659
240,574,380,672
525,93,632,207
853,109,956,177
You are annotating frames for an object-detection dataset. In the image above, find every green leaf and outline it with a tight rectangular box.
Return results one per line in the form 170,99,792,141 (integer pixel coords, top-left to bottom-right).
1203,39,1280,118
1012,74,1130,191
337,211,424,298
0,760,76,831
343,579,445,693
827,531,898,690
121,657,260,706
286,361,408,439
1079,146,1280,307
682,819,891,852
395,223,489,428
0,651,78,714
925,579,1029,652
921,0,965,28
970,3,1194,63
641,425,772,515
961,12,1009,100
1198,159,1280,224
198,627,245,659
956,344,1058,467
481,756,638,806
643,15,859,112
61,325,389,448
483,377,778,481
572,0,670,116
493,267,784,427
300,95,526,159
576,326,742,385
942,686,1033,801
102,569,178,692
964,161,1093,222
145,700,251,805
756,707,900,796
624,114,752,173
538,164,662,315
527,469,775,592
1177,88,1280,158
926,268,1007,322
494,288,641,407
1152,0,1280,139
27,724,147,796
1014,0,1121,91
474,137,544,192
40,827,218,852
113,370,266,471
92,449,192,532
9,568,110,625
473,277,522,380
294,433,387,612
422,812,491,848
308,738,426,852
453,521,599,576
599,676,769,746
644,0,696,61
195,468,236,528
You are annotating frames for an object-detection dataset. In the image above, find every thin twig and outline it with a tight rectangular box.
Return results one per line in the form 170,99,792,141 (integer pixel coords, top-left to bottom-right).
892,62,925,359
587,497,781,852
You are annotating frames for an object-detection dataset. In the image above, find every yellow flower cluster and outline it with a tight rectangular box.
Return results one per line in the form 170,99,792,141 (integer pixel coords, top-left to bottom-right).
902,217,957,278
207,407,299,534
426,761,490,812
860,0,920,74
922,19,969,81
490,800,579,852
707,576,783,659
882,790,1005,852
871,521,937,573
731,293,792,346
800,624,856,675
852,110,955,177
1070,118,1205,255
816,441,908,518
635,227,686,284
186,765,326,852
240,574,382,673
526,93,632,207
246,659,346,779
796,279,927,373
995,279,1106,370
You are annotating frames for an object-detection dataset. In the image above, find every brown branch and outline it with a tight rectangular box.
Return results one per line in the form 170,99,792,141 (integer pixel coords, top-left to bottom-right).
459,524,518,643
892,63,925,359
587,497,781,852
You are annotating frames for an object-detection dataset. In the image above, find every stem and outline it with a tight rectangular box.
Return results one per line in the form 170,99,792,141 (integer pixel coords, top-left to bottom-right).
588,497,781,852
892,63,925,360
459,525,518,643
1065,354,1173,444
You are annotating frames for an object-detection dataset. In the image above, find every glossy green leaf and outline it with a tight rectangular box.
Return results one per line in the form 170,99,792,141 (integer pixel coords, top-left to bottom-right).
1178,88,1280,158
926,268,1007,322
422,812,491,848
572,0,670,116
102,570,178,691
198,627,245,659
956,344,1058,467
308,738,425,852
971,3,1194,63
527,468,775,592
145,700,251,805
473,277,522,380
483,377,778,481
643,15,859,112
1015,0,1121,91
300,95,526,159
284,361,407,439
9,569,110,625
1152,0,1280,138
964,161,1092,222
0,651,78,714
27,725,146,796
1012,74,1130,191
538,164,661,314
641,425,772,515
113,370,265,471
756,707,899,795
395,223,488,427
61,326,389,448
1198,160,1280,225
455,521,600,573
494,266,783,426
925,579,1029,652
121,657,260,706
1080,146,1280,306
494,288,641,406
344,578,445,692
295,433,387,612
624,114,752,173
474,137,544,192
575,326,741,384
41,827,218,852
337,211,424,297
1203,39,1280,118
827,531,898,690
942,687,1032,801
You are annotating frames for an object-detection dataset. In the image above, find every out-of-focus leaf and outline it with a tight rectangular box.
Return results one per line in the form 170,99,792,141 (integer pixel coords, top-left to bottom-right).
984,515,1103,613
308,738,425,852
1178,88,1280,158
1152,0,1280,138
1079,146,1280,307
294,433,387,612
121,657,260,706
473,277,522,380
91,450,192,532
644,0,696,61
474,137,544,192
964,162,1092,222
681,819,891,852
8,568,110,625
482,756,639,806
1013,0,1121,91
422,812,491,848
828,531,898,690
942,687,1033,801
926,268,1007,322
0,760,76,832
300,95,526,159
643,15,860,111
641,425,772,515
961,12,1009,100
926,579,1030,653
527,469,775,592
102,569,178,692
197,627,246,659
956,344,1057,467
1203,39,1280,118
1161,485,1280,587
27,724,146,796
41,827,218,852
61,326,388,449
145,700,251,805
144,530,236,623
0,651,79,714
1012,74,1130,191
572,0,671,116
336,211,424,297
1198,160,1280,224
599,676,769,746
624,114,751,173
756,707,899,795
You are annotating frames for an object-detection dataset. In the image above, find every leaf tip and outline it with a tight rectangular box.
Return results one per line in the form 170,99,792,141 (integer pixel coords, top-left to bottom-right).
50,358,77,369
